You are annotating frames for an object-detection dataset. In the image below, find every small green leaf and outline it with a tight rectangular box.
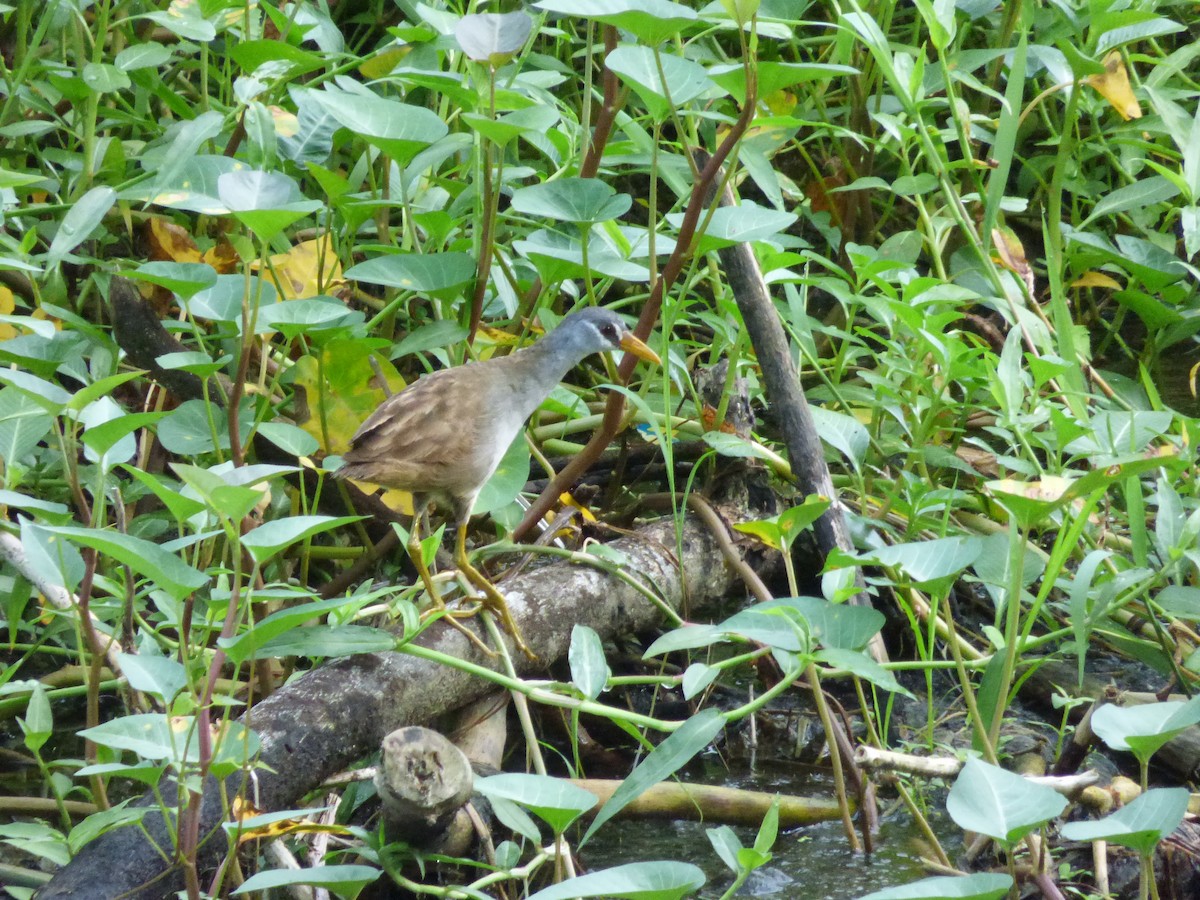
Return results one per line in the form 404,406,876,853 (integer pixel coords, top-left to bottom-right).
241,515,360,563
569,625,609,700
82,62,131,93
583,708,724,843
116,653,189,704
454,11,533,65
681,663,719,700
20,684,52,753
46,186,117,267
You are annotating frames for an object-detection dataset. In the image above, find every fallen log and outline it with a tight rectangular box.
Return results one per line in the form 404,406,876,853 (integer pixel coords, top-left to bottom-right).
37,511,760,898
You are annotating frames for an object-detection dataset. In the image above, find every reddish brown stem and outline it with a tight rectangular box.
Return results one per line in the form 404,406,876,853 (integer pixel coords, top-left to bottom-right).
514,69,758,540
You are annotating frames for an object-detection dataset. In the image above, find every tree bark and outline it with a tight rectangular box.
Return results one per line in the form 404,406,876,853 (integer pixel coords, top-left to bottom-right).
37,512,759,899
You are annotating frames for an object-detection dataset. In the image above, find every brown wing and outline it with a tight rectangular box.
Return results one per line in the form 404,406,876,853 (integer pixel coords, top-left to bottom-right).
337,366,496,495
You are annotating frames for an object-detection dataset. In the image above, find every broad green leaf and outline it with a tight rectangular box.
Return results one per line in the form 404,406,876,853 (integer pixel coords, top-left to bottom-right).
718,604,809,652
82,62,131,93
74,761,167,786
345,252,475,294
115,43,173,71
778,497,833,543
219,597,367,663
583,707,724,843
705,63,859,100
857,872,1013,900
808,405,869,467
533,0,698,44
0,368,71,412
67,804,150,854
0,391,54,468
707,825,742,873
307,86,448,164
155,351,227,377
79,713,200,762
702,431,780,464
1095,16,1184,54
127,261,218,298
22,520,86,592
511,178,632,225
606,45,712,119
859,536,983,587
946,758,1067,845
218,170,321,239
816,648,914,698
233,865,379,897
476,774,598,834
142,7,215,41
120,466,207,522
461,106,560,147
143,115,226,204
257,421,320,456
0,490,70,522
473,436,529,516
643,624,724,657
514,227,651,282
527,861,705,900
723,596,883,651
1090,697,1200,765
157,399,231,455
1060,787,1188,855
47,525,209,600
252,624,397,660
667,200,796,252
1084,176,1179,226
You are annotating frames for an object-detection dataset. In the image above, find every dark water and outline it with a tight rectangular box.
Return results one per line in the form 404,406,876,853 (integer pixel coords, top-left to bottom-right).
581,762,943,899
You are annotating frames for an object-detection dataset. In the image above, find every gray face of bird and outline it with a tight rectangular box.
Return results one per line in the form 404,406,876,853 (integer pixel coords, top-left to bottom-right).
553,309,630,358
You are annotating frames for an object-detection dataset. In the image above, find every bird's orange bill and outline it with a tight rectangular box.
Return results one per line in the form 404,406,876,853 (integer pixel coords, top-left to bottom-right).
619,332,661,365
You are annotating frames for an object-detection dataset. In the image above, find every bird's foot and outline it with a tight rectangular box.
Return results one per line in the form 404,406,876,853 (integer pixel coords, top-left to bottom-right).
420,602,497,658
473,583,538,663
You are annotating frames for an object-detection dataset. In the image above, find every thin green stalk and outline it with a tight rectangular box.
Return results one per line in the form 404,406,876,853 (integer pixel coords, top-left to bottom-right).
987,520,1027,750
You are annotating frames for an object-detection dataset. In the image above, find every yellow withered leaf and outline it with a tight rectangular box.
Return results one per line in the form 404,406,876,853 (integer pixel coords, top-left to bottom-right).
0,287,15,340
1071,271,1122,290
253,235,345,300
991,227,1035,297
147,217,202,264
1086,51,1142,121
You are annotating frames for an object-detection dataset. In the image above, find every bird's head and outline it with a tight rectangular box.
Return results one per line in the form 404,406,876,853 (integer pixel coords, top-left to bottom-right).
551,307,661,365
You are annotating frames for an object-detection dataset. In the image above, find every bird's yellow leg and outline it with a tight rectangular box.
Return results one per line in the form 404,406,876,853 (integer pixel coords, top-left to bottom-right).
407,516,495,657
455,524,537,661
